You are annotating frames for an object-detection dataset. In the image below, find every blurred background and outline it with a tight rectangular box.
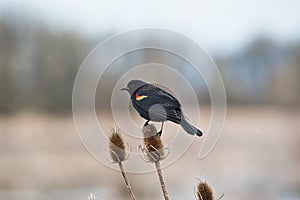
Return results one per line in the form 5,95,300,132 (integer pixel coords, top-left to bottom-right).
0,0,299,199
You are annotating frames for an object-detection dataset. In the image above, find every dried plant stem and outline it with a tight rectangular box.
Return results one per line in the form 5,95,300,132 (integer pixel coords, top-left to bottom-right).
155,161,169,200
118,161,137,200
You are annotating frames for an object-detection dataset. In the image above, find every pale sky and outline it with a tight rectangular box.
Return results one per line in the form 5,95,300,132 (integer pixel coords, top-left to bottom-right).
1,0,300,53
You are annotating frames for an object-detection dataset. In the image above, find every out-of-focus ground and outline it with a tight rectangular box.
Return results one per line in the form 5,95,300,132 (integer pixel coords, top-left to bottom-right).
0,106,299,200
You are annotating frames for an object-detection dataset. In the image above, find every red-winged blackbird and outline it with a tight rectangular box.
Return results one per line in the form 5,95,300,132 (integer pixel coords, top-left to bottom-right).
121,80,203,137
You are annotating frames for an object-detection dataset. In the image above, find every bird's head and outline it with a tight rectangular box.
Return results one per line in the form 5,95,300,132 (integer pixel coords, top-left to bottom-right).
120,79,146,95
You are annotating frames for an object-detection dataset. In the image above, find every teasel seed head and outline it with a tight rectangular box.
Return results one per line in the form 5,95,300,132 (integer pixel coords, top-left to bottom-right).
109,126,126,163
196,180,214,200
142,124,164,162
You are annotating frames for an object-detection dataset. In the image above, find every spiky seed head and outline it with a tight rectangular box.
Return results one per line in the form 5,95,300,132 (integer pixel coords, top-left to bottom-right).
142,124,164,162
196,181,214,200
109,128,126,163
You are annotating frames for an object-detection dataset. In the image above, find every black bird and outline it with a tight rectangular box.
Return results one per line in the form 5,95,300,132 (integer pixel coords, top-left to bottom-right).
120,80,203,137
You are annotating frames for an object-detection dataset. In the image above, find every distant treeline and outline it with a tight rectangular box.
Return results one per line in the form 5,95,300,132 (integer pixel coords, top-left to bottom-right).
216,37,300,106
0,14,299,114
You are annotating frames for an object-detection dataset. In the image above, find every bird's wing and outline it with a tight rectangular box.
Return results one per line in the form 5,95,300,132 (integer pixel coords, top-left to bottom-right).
134,84,181,122
156,87,180,106
142,84,181,107
150,104,180,122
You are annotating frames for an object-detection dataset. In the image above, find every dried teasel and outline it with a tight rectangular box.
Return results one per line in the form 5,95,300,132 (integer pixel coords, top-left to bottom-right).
139,124,170,200
106,124,136,200
196,181,214,200
140,124,167,162
109,125,127,163
195,176,224,200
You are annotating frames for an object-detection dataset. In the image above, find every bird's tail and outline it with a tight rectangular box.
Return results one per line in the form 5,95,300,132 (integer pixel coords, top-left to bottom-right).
180,115,203,137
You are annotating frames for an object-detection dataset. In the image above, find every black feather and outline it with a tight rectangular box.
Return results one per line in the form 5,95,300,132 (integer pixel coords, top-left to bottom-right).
123,80,203,137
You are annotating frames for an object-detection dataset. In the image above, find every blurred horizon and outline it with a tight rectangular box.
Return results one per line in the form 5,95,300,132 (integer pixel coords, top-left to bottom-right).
1,2,300,114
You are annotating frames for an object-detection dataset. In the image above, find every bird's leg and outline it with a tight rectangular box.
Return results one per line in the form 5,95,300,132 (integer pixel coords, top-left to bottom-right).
157,122,164,136
143,120,150,127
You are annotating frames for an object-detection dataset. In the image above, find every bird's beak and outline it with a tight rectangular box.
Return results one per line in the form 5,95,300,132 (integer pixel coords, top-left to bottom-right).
120,86,129,91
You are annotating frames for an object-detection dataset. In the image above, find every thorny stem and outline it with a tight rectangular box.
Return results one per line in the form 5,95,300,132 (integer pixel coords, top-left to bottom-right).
155,161,169,200
118,161,137,200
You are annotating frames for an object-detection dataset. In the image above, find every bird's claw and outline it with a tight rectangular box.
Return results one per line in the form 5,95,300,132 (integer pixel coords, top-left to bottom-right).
143,120,149,127
157,129,162,136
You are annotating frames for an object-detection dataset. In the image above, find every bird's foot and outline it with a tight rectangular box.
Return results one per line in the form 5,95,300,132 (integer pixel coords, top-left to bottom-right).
157,129,162,136
143,120,150,127
156,122,164,136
